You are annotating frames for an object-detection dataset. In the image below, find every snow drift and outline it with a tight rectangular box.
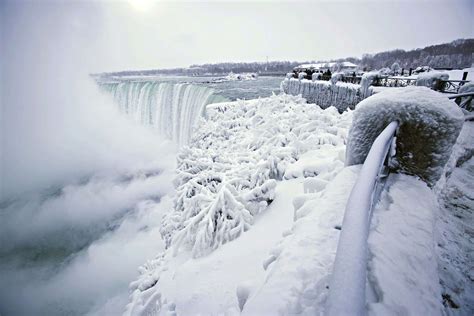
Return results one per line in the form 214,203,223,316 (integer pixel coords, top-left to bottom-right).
280,78,368,112
346,87,464,186
242,166,360,315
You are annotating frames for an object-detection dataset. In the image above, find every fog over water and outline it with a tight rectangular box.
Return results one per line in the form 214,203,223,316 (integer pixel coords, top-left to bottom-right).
1,2,177,315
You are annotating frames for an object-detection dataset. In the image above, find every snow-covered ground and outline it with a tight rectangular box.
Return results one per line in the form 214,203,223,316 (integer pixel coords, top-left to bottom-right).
243,166,361,315
368,174,443,315
125,90,471,315
126,94,352,315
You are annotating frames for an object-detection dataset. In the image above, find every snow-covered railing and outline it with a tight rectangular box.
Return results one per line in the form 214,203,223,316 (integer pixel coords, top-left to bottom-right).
447,91,474,99
327,121,399,316
448,92,474,113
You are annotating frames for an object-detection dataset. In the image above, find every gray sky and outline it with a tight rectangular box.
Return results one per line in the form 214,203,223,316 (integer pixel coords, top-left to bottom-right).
2,0,474,72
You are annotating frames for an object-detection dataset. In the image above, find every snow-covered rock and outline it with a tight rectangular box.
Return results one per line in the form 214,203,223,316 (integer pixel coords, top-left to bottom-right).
346,87,464,186
280,78,368,112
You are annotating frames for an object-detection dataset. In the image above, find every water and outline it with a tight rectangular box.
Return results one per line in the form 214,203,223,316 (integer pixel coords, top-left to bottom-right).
98,75,283,144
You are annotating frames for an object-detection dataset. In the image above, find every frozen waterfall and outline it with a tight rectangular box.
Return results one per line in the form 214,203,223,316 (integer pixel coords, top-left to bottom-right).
100,81,226,145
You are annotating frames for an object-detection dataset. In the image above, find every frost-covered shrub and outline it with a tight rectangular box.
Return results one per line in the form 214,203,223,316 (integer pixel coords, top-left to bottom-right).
416,71,449,91
391,62,401,75
162,94,351,257
280,78,367,112
330,72,344,85
346,87,464,186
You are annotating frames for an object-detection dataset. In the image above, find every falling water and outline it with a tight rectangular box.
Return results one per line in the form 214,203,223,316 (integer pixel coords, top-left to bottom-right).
100,81,227,145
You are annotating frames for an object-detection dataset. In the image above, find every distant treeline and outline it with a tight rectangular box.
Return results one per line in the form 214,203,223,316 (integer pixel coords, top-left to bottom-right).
97,39,473,77
357,38,473,71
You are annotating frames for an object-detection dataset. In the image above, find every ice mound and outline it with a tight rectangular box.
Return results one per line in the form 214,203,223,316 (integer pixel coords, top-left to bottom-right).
346,86,464,186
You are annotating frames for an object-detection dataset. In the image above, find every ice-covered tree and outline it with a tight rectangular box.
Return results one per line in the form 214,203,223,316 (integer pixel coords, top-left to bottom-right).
390,62,401,75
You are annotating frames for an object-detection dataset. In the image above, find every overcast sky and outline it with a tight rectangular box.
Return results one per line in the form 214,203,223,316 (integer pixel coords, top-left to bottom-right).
2,0,473,72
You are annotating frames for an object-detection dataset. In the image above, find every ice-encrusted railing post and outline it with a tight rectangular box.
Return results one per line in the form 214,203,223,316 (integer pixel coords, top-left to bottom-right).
327,121,399,316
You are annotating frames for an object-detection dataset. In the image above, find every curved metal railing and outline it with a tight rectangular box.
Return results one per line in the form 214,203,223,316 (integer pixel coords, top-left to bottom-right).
327,121,399,316
447,91,474,99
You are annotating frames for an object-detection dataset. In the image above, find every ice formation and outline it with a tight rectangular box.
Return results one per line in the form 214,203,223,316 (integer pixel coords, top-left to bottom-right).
280,78,369,112
161,94,351,258
360,71,380,98
224,72,258,81
346,86,464,186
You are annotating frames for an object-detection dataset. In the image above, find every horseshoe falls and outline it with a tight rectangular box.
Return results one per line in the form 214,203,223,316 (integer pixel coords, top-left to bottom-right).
100,81,227,145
